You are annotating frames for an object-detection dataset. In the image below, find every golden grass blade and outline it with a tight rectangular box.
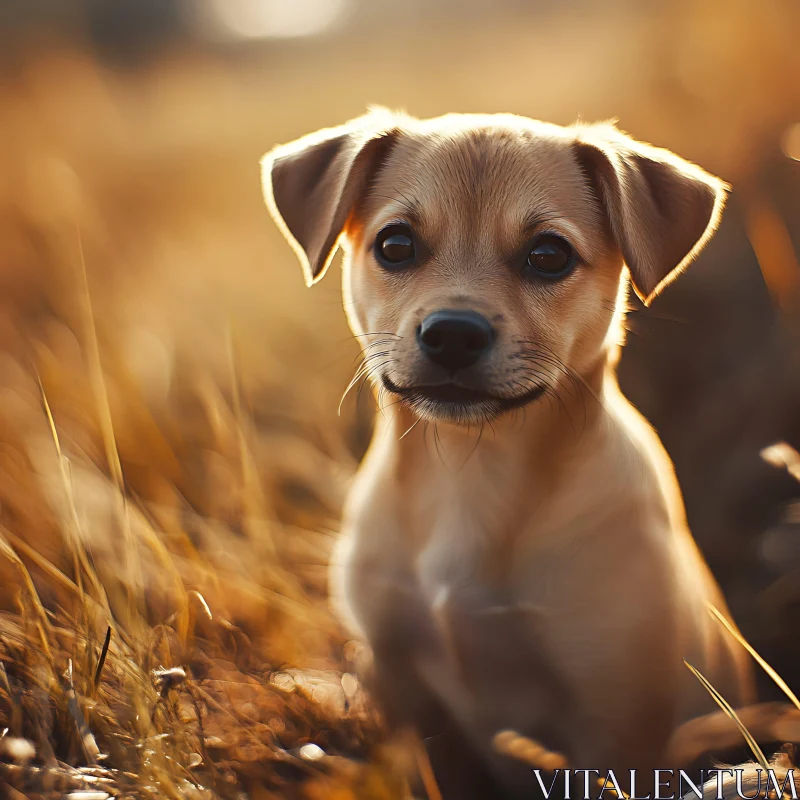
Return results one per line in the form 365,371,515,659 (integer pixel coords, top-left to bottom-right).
64,659,100,766
413,736,443,800
74,226,144,616
35,370,116,618
684,660,769,771
37,384,119,621
0,661,11,699
0,526,104,620
708,603,800,712
37,369,84,598
75,227,124,494
0,527,54,665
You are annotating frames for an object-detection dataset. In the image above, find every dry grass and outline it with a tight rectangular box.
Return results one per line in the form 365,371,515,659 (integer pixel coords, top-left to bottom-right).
0,277,419,799
0,267,408,797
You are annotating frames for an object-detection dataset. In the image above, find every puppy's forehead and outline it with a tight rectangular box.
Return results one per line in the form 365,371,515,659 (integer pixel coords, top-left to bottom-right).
363,119,601,251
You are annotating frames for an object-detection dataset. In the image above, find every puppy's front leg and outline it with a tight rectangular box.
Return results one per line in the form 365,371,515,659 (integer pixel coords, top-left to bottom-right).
341,547,510,798
369,647,511,800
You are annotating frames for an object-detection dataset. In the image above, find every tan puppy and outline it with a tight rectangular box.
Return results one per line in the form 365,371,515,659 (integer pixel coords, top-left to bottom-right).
262,111,759,797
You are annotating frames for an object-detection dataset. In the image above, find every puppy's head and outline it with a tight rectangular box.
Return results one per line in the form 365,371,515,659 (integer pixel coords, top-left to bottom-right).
262,110,726,424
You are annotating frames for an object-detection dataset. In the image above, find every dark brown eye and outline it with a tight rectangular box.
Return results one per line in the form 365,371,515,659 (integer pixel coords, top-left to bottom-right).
526,234,575,277
375,224,416,269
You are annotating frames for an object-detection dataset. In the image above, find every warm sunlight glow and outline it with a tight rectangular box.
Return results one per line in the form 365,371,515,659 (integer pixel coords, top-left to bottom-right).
206,0,350,40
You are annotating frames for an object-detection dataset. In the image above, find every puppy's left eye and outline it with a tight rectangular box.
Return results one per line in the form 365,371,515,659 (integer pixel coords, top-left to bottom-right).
525,234,575,278
375,224,416,269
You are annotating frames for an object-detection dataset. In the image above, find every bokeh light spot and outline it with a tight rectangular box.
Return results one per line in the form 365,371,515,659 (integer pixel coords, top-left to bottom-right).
206,0,349,40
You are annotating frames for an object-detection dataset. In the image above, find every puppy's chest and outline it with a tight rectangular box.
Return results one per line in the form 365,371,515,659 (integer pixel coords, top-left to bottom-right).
350,459,557,621
356,473,560,655
418,498,493,584
392,492,571,734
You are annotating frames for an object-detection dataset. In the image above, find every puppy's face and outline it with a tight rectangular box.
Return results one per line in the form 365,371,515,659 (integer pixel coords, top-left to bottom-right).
263,112,725,424
342,120,621,423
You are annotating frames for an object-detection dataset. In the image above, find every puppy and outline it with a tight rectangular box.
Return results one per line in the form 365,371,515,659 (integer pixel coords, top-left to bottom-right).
262,110,765,797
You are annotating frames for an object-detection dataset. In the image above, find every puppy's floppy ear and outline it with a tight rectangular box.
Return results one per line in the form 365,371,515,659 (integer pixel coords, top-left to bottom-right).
574,125,728,305
261,110,399,286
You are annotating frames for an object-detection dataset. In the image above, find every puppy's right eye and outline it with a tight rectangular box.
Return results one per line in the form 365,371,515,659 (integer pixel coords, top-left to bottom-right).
375,224,416,269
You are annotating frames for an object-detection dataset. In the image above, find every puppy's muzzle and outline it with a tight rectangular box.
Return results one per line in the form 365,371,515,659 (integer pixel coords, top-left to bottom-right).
417,310,494,374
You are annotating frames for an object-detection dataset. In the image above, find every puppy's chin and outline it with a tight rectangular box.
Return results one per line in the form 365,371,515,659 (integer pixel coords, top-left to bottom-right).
380,375,546,424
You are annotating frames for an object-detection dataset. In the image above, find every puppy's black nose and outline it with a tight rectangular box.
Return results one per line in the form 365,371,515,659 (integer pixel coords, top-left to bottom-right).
417,310,494,373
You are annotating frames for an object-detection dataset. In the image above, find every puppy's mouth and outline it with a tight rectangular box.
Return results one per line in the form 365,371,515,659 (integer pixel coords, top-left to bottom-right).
381,375,546,421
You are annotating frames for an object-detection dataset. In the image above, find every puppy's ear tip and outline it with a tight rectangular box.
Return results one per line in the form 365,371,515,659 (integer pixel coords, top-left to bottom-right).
291,243,327,288
628,276,656,307
632,278,673,307
638,291,657,307
259,147,285,172
716,175,733,194
303,266,324,288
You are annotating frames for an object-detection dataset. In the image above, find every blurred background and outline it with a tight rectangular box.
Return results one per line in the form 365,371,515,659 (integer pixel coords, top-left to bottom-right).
0,1,799,797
